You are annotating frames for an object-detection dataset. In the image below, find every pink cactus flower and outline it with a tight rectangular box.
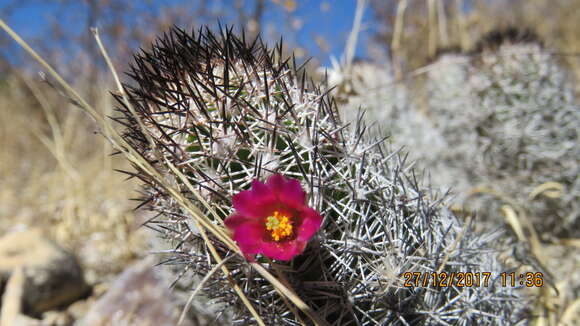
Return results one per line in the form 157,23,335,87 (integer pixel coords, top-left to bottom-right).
224,174,323,261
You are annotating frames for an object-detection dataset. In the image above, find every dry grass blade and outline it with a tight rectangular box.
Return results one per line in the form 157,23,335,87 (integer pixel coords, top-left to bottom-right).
251,262,330,326
91,27,156,150
0,20,98,124
436,215,473,274
162,158,234,247
501,205,526,242
529,182,565,200
178,255,234,326
344,0,367,70
559,298,580,326
163,159,265,326
555,238,580,248
20,75,81,180
392,0,408,52
0,267,24,326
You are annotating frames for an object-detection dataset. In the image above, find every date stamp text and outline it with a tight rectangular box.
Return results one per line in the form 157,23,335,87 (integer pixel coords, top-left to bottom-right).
401,272,544,288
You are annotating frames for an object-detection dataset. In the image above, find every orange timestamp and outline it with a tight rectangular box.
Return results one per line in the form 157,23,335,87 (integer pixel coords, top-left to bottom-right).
402,271,545,288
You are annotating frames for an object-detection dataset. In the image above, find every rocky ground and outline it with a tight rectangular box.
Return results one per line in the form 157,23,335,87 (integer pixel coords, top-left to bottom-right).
0,226,208,326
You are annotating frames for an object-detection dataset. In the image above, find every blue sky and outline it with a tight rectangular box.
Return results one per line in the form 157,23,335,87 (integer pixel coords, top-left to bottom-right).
1,0,374,67
267,0,374,62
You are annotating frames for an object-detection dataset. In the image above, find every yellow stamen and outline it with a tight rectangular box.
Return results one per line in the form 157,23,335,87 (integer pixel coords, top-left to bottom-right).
265,211,293,241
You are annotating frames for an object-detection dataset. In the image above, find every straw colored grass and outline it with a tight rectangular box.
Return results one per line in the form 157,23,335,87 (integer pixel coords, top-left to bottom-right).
0,71,147,283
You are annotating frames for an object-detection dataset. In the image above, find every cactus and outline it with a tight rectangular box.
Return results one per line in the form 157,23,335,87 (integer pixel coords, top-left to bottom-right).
115,26,526,325
344,29,580,239
423,29,580,238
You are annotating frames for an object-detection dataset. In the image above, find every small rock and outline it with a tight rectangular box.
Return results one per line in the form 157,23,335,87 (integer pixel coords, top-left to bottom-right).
76,257,194,326
0,229,90,316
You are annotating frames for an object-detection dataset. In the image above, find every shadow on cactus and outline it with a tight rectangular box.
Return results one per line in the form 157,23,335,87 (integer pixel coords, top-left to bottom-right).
115,26,526,325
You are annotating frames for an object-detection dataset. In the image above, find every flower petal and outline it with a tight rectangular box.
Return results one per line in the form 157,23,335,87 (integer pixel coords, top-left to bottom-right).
296,207,323,241
260,240,307,261
224,214,250,229
266,174,306,208
232,180,276,218
231,221,265,255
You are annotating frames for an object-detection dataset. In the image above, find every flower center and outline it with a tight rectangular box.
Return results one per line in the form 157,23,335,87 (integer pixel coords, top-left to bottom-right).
265,211,293,241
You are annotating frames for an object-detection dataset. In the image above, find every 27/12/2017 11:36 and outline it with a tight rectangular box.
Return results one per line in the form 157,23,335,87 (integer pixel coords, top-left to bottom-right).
401,271,544,288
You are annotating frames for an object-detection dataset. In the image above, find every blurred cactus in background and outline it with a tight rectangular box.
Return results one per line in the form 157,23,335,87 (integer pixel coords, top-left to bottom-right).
426,29,579,239
467,30,579,238
333,28,579,240
115,26,526,325
421,52,476,197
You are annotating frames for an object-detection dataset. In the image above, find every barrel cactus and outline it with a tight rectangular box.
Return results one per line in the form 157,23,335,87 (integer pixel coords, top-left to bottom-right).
115,26,526,325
